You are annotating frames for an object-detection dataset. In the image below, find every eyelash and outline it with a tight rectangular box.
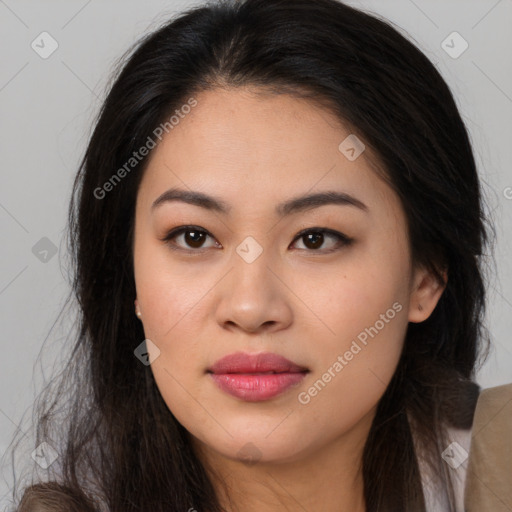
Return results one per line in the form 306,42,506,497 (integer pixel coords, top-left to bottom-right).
159,225,354,254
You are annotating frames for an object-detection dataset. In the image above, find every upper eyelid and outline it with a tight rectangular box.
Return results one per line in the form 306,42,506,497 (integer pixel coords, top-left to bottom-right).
162,225,346,238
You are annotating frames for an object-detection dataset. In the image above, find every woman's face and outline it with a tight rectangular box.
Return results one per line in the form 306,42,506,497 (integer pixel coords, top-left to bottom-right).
133,87,444,465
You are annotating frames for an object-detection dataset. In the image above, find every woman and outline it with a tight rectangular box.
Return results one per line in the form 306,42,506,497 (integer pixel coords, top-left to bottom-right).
9,0,500,510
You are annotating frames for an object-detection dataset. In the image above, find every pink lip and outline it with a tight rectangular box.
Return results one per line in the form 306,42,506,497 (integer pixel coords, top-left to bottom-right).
207,352,309,401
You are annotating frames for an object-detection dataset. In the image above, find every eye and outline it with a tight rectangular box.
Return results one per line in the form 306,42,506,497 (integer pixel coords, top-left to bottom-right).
290,227,353,253
160,225,353,253
160,225,220,252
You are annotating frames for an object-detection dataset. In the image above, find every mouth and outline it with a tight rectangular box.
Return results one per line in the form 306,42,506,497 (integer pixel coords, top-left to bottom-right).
207,351,309,374
207,352,309,401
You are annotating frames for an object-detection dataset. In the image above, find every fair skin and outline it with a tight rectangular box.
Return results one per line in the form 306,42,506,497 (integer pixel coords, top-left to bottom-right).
132,86,445,512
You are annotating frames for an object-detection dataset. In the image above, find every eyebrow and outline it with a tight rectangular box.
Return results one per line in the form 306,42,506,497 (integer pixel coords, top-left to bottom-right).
151,187,368,216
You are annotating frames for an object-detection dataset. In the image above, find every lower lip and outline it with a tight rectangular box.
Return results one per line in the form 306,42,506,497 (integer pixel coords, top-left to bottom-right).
209,372,307,401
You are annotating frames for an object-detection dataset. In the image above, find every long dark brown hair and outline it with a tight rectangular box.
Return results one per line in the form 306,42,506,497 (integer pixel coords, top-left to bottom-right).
8,0,493,510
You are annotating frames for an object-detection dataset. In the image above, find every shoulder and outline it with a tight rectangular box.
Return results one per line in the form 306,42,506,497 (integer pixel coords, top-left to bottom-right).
418,380,480,512
464,382,512,511
419,424,473,512
472,382,512,417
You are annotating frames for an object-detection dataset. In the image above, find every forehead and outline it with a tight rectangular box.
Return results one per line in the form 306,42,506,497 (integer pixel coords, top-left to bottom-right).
137,87,399,220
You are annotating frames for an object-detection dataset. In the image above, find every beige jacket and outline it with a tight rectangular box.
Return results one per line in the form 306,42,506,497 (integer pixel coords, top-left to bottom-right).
464,382,512,511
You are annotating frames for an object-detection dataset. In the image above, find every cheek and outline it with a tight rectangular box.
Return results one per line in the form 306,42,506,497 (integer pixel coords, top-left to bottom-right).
302,282,407,392
134,238,210,338
139,275,209,432
300,250,409,350
294,295,407,441
134,243,210,413
292,247,409,414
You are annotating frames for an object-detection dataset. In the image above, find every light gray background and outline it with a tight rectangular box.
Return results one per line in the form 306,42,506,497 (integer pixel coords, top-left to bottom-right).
1,0,511,505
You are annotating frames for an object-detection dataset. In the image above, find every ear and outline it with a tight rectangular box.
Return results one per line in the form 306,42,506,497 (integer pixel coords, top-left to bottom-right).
408,265,447,323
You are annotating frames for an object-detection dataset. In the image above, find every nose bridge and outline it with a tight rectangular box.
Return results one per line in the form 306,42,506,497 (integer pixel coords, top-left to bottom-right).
231,234,275,295
215,234,292,332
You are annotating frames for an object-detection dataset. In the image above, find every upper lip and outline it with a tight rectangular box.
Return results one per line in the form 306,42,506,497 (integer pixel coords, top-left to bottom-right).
208,352,309,374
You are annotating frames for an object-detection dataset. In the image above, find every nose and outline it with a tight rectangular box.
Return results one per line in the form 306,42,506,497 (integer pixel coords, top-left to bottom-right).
214,247,293,335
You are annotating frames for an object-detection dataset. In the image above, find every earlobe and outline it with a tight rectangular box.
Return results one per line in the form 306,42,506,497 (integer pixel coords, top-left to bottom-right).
134,299,142,320
408,267,447,323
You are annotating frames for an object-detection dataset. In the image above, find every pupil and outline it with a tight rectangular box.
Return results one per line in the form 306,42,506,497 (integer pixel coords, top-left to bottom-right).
185,230,204,248
305,232,323,249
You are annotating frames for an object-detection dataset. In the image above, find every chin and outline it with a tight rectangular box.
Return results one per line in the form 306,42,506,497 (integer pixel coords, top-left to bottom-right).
199,430,312,466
